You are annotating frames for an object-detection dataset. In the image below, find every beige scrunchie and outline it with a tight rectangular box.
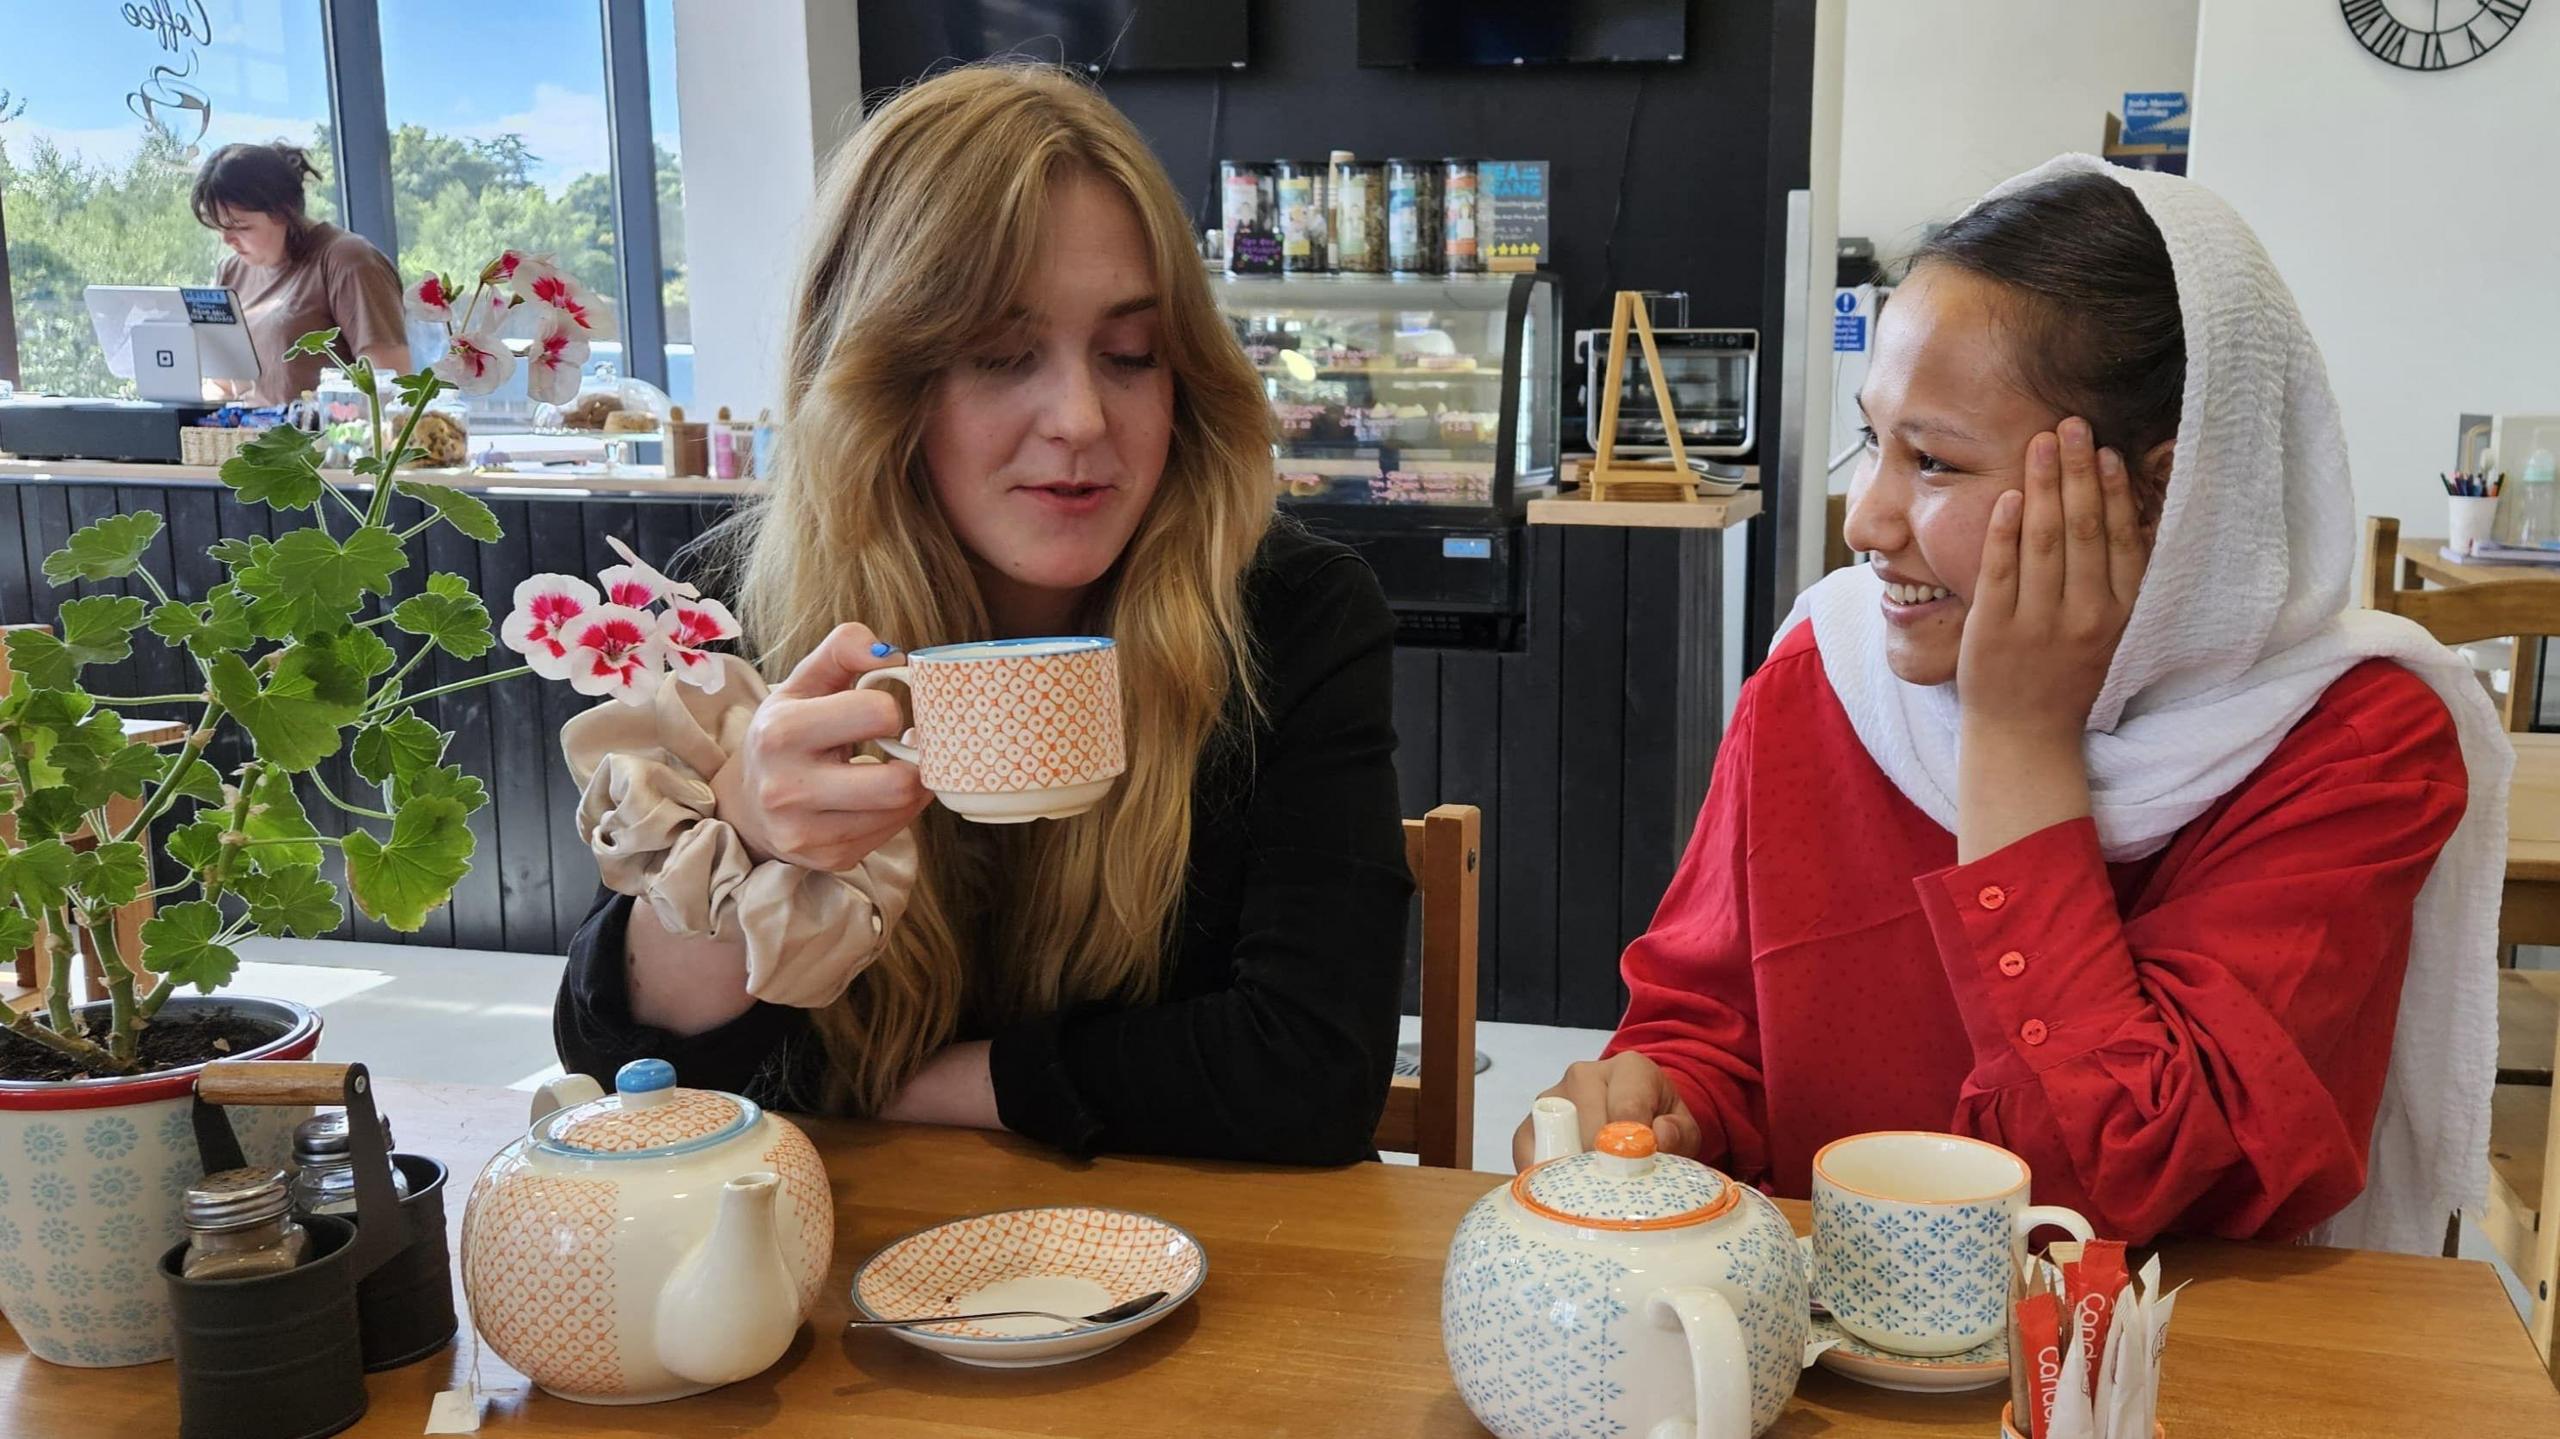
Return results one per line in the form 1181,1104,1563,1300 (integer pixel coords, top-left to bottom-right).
560,653,916,1009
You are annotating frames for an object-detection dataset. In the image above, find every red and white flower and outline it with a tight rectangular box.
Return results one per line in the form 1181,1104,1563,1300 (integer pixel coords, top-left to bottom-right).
523,269,600,337
658,596,741,693
525,310,590,406
561,605,666,704
431,329,515,395
499,574,600,680
488,249,556,293
599,534,697,608
404,273,458,325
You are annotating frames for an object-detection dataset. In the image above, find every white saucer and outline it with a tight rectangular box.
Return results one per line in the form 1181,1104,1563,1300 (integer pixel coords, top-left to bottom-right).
1810,1312,2009,1394
850,1206,1206,1369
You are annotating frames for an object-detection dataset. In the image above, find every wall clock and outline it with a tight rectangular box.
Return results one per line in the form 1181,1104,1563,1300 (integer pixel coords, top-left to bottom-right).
2340,0,2530,70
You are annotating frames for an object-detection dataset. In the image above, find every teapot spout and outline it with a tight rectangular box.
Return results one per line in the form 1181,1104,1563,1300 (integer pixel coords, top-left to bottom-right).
654,1173,803,1389
1530,1096,1583,1166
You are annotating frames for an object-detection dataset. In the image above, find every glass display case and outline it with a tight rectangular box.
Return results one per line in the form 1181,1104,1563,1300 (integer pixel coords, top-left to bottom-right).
1211,271,1557,516
1209,270,1559,647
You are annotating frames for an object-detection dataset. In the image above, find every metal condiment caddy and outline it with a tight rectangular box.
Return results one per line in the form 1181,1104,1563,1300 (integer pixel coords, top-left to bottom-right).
162,1061,456,1439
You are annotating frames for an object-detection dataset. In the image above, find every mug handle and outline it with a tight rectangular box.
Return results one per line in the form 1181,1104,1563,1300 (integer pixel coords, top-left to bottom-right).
1644,1287,1752,1439
851,666,921,765
2012,1204,2096,1272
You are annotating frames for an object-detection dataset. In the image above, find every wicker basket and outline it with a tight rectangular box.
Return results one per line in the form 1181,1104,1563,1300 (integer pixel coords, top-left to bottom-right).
179,426,265,467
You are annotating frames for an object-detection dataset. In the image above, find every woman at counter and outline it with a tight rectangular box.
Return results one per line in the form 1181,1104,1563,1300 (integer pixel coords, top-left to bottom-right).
549,63,1412,1165
194,141,408,404
1520,157,2510,1254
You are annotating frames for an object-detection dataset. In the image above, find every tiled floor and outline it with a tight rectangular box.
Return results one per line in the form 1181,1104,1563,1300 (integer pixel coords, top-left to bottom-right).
233,936,2536,1323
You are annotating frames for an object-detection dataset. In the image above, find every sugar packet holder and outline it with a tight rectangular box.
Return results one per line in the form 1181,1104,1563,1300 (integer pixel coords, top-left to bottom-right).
2007,1238,2181,1439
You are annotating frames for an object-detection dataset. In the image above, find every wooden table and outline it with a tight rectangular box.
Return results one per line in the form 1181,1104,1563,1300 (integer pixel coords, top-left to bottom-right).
5,1080,2557,1437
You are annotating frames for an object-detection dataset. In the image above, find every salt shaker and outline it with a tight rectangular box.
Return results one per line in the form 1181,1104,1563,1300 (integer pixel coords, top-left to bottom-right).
290,1110,409,1218
182,1168,314,1280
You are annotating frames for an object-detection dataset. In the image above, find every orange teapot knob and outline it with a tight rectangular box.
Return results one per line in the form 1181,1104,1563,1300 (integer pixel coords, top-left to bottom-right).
1595,1122,1657,1159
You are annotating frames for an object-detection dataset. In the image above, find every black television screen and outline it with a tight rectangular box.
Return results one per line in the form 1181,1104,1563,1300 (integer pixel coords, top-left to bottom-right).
1359,0,1686,67
921,1,1249,73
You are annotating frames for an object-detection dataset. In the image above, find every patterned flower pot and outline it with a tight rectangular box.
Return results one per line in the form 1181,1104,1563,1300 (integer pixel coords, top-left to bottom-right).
0,996,320,1368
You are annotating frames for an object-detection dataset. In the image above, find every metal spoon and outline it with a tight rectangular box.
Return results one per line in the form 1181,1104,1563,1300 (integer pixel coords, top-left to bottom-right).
849,1290,1170,1332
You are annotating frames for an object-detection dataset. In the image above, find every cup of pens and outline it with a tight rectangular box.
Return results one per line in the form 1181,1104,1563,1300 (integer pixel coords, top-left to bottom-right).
2446,471,2503,558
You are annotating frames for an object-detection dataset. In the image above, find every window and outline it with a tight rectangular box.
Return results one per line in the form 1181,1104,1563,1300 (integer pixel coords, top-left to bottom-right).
380,0,617,426
0,1,337,396
644,0,691,406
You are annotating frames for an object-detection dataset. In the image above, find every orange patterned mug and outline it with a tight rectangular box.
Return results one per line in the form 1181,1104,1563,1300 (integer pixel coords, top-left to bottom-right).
853,637,1126,823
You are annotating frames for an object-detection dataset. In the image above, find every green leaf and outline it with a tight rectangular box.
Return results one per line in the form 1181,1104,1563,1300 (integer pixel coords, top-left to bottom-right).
343,796,472,932
42,512,163,584
209,645,366,773
139,901,239,994
0,687,92,790
0,907,34,957
351,712,447,786
168,817,230,877
235,864,340,939
286,327,341,359
70,841,150,909
392,371,443,409
395,762,488,815
207,537,268,571
328,626,398,680
391,585,494,660
62,738,161,809
170,754,225,804
0,838,78,910
395,481,503,543
148,588,254,660
4,595,148,689
13,787,83,841
241,769,322,869
1,630,73,692
237,526,404,638
217,424,328,511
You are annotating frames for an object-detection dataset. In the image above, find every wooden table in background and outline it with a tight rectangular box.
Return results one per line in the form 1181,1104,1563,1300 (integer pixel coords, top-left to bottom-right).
3,1081,2556,1437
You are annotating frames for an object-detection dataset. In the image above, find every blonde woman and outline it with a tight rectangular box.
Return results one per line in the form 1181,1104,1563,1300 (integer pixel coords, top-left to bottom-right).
548,64,1411,1164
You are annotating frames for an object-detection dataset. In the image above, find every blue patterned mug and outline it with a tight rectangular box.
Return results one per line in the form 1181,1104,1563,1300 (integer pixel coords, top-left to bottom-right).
1810,1131,2090,1358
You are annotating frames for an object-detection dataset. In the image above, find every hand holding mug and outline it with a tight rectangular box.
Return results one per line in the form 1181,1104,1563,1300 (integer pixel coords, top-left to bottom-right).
712,622,930,872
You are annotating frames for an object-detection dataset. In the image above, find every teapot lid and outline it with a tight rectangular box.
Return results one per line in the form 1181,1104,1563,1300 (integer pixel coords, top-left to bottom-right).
536,1059,760,1160
1512,1122,1738,1230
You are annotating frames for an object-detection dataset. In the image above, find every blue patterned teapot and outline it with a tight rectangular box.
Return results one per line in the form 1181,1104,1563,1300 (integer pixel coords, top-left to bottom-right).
1442,1099,1816,1439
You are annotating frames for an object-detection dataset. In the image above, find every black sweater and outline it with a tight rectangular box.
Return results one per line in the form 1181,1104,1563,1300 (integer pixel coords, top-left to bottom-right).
552,525,1412,1165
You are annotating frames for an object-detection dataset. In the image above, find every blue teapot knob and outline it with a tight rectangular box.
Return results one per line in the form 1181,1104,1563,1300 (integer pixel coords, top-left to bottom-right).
616,1058,677,1096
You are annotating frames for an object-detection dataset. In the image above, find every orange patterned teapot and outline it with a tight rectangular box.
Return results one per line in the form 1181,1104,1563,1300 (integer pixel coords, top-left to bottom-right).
458,1059,834,1404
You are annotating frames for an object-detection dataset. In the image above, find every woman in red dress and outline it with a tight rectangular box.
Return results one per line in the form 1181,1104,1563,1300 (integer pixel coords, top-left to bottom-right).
1523,157,2511,1253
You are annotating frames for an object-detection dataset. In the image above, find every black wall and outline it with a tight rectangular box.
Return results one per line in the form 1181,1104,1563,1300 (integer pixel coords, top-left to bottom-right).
855,0,1780,344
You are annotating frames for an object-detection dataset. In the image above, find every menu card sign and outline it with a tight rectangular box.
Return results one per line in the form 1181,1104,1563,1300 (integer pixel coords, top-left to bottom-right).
1483,161,1550,272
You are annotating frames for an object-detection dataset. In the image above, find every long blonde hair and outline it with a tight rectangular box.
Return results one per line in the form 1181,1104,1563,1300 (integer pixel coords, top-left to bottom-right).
720,62,1273,1113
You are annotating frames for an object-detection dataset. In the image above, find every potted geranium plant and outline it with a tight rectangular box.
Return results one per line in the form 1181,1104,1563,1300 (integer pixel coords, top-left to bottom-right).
0,251,732,1369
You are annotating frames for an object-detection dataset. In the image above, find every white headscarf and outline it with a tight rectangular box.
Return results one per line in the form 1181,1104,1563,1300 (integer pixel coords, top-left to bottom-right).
1784,154,2512,1255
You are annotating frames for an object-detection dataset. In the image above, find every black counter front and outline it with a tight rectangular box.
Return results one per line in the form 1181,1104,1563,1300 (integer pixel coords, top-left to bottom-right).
1,467,1748,1029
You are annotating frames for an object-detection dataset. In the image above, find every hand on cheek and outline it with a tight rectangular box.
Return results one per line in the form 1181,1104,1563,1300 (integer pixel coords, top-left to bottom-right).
1956,418,2146,743
1952,419,2148,862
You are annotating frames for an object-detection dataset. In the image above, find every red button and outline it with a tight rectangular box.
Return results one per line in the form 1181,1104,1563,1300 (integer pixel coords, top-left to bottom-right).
1977,885,2008,911
2021,1019,2049,1046
1998,951,2028,978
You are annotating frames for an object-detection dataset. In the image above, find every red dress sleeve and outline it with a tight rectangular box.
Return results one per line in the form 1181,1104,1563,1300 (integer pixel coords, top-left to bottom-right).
1915,665,2468,1243
1602,680,1769,1182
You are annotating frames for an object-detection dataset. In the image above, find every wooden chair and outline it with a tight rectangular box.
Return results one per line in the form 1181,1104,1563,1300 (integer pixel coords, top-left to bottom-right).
2363,518,2560,1379
2363,515,2551,731
1374,804,1481,1170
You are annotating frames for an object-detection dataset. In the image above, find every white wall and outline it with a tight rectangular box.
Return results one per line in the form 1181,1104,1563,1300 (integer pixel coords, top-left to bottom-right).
1838,0,2199,266
2191,2,2560,526
671,0,867,415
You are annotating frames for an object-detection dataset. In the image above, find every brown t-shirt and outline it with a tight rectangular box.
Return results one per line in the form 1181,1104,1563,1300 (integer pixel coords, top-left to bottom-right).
216,223,407,404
